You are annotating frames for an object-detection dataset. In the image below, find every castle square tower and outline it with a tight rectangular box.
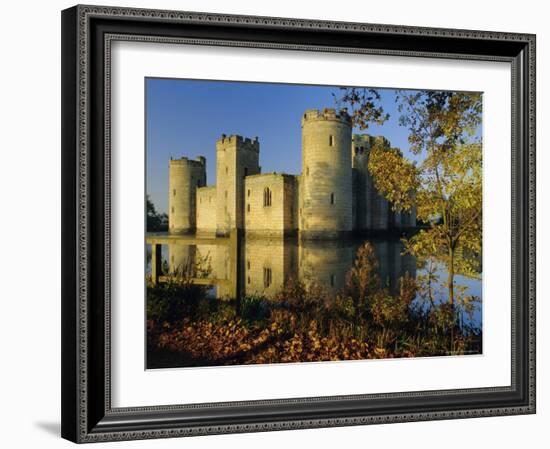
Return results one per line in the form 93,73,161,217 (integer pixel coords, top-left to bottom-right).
300,108,353,238
168,156,206,234
215,135,261,236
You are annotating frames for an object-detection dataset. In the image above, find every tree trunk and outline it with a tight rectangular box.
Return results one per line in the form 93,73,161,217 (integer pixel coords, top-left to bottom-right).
448,246,456,352
448,247,455,307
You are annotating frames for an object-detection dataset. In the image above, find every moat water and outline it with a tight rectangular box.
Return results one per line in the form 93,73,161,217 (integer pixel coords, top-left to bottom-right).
145,234,482,329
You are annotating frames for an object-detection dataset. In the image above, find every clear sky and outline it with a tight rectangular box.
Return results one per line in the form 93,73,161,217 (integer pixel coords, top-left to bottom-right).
146,78,413,214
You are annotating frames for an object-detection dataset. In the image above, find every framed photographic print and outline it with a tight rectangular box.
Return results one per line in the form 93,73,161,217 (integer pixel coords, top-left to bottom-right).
61,4,536,443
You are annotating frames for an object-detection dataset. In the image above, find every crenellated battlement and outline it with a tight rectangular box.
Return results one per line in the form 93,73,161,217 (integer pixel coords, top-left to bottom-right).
352,134,390,156
167,106,413,237
301,108,351,126
169,155,206,167
216,134,260,152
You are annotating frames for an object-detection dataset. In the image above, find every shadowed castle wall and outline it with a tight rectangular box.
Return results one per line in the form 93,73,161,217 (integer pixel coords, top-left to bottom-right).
215,135,260,236
300,108,353,238
168,156,206,234
244,173,297,236
352,134,390,231
400,208,417,228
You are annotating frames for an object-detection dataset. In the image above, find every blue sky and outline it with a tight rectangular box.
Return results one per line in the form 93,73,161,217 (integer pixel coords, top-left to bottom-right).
146,78,413,214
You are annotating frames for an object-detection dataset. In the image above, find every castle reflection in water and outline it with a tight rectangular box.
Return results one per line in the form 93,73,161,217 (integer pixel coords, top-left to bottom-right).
146,234,416,300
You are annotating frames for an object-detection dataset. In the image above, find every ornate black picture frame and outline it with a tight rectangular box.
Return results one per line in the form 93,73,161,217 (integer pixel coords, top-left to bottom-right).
61,4,536,443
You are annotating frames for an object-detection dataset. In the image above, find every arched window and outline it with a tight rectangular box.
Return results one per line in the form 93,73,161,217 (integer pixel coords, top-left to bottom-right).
263,187,272,207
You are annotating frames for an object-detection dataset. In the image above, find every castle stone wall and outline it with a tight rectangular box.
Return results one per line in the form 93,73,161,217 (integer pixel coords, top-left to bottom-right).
242,238,298,298
352,134,391,231
166,112,416,238
196,186,217,234
298,240,355,296
300,108,353,238
168,157,206,234
244,173,297,236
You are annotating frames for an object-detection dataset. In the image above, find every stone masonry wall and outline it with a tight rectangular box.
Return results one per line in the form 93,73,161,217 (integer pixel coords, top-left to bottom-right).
244,173,297,236
196,186,217,234
215,135,260,235
300,108,353,237
168,157,206,234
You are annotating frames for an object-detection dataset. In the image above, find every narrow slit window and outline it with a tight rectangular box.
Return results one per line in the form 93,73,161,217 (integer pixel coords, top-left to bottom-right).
263,187,272,207
263,267,272,288
329,135,334,146
330,193,335,205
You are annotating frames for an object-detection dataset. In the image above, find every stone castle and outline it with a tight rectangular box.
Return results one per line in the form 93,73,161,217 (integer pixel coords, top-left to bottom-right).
168,108,415,238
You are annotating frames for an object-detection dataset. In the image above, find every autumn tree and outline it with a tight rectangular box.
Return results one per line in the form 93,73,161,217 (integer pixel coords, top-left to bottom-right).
338,89,482,312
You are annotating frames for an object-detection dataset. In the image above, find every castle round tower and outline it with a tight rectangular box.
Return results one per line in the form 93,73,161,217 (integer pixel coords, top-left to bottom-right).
300,108,352,238
169,156,206,234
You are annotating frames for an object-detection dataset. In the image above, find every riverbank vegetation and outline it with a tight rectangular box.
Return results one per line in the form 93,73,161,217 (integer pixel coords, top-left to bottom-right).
146,242,481,368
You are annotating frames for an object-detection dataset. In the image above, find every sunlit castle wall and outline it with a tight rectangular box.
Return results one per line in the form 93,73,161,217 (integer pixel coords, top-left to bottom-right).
215,135,261,236
168,156,207,234
168,243,196,276
196,186,217,235
244,173,298,237
242,238,298,299
300,108,353,238
298,240,355,297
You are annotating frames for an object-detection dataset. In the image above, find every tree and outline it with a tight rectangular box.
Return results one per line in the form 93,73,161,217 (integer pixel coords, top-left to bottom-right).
147,195,167,231
338,89,482,312
333,87,388,129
